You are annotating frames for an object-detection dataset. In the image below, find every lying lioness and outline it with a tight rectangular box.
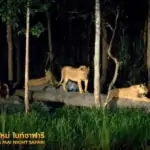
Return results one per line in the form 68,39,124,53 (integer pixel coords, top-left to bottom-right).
57,65,90,93
104,84,150,107
24,70,58,87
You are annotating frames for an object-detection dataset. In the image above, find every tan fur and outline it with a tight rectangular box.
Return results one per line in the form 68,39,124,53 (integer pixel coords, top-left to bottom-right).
24,70,58,87
57,65,90,93
107,84,150,103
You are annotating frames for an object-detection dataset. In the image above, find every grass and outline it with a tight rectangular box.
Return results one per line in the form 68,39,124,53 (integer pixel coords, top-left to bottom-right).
0,102,150,150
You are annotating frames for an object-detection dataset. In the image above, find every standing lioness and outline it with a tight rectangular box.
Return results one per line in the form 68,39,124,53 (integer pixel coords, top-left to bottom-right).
57,65,90,93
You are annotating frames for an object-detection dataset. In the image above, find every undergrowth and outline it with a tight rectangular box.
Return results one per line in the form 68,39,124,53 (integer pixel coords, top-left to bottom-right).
0,103,150,150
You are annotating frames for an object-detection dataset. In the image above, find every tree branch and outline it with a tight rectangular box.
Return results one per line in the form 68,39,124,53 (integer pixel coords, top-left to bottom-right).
104,9,120,108
105,23,113,31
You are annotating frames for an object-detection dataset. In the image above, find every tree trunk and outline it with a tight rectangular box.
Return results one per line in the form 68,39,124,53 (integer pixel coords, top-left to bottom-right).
46,11,53,70
101,22,108,92
24,2,30,113
13,34,21,88
94,0,101,105
147,0,150,90
144,18,147,49
7,25,13,81
15,38,21,85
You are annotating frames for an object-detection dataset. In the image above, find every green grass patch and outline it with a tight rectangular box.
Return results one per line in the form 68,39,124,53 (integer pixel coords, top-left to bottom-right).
0,103,150,150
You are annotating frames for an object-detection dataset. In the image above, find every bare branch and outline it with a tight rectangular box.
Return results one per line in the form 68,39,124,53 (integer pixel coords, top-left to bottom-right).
104,7,120,32
105,23,113,31
103,10,120,108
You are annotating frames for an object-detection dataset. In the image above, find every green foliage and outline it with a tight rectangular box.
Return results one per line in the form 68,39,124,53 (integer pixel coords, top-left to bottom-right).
0,0,53,38
118,35,130,71
0,103,150,149
0,0,22,26
118,33,146,86
17,22,45,37
32,3,51,13
17,29,26,36
128,39,146,84
31,22,45,37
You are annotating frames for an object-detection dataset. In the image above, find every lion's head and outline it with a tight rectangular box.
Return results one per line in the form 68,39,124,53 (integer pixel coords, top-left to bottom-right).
44,70,58,84
133,84,149,96
44,70,51,80
78,66,90,79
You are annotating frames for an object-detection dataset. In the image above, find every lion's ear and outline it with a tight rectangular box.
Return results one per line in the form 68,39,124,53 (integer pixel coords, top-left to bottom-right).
139,84,143,87
44,69,48,73
79,66,86,70
140,83,146,86
139,83,146,87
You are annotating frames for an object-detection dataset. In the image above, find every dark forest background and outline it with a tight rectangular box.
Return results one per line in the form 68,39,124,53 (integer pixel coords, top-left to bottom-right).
0,0,148,93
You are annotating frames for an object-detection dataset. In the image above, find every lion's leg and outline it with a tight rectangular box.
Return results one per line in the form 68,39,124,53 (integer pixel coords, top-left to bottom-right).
84,79,88,92
77,80,83,93
46,77,50,84
63,79,68,92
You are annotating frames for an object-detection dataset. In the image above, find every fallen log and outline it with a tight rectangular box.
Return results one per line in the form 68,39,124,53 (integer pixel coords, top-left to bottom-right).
13,86,150,111
14,87,96,107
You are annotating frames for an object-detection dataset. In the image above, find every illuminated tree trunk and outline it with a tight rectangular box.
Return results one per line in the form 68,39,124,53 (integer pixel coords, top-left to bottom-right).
94,0,101,105
24,2,30,113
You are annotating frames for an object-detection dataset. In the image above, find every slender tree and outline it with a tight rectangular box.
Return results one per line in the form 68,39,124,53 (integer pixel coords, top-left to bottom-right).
94,0,101,105
46,7,53,70
24,1,30,113
7,0,13,82
147,0,150,90
101,22,108,92
7,25,13,82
